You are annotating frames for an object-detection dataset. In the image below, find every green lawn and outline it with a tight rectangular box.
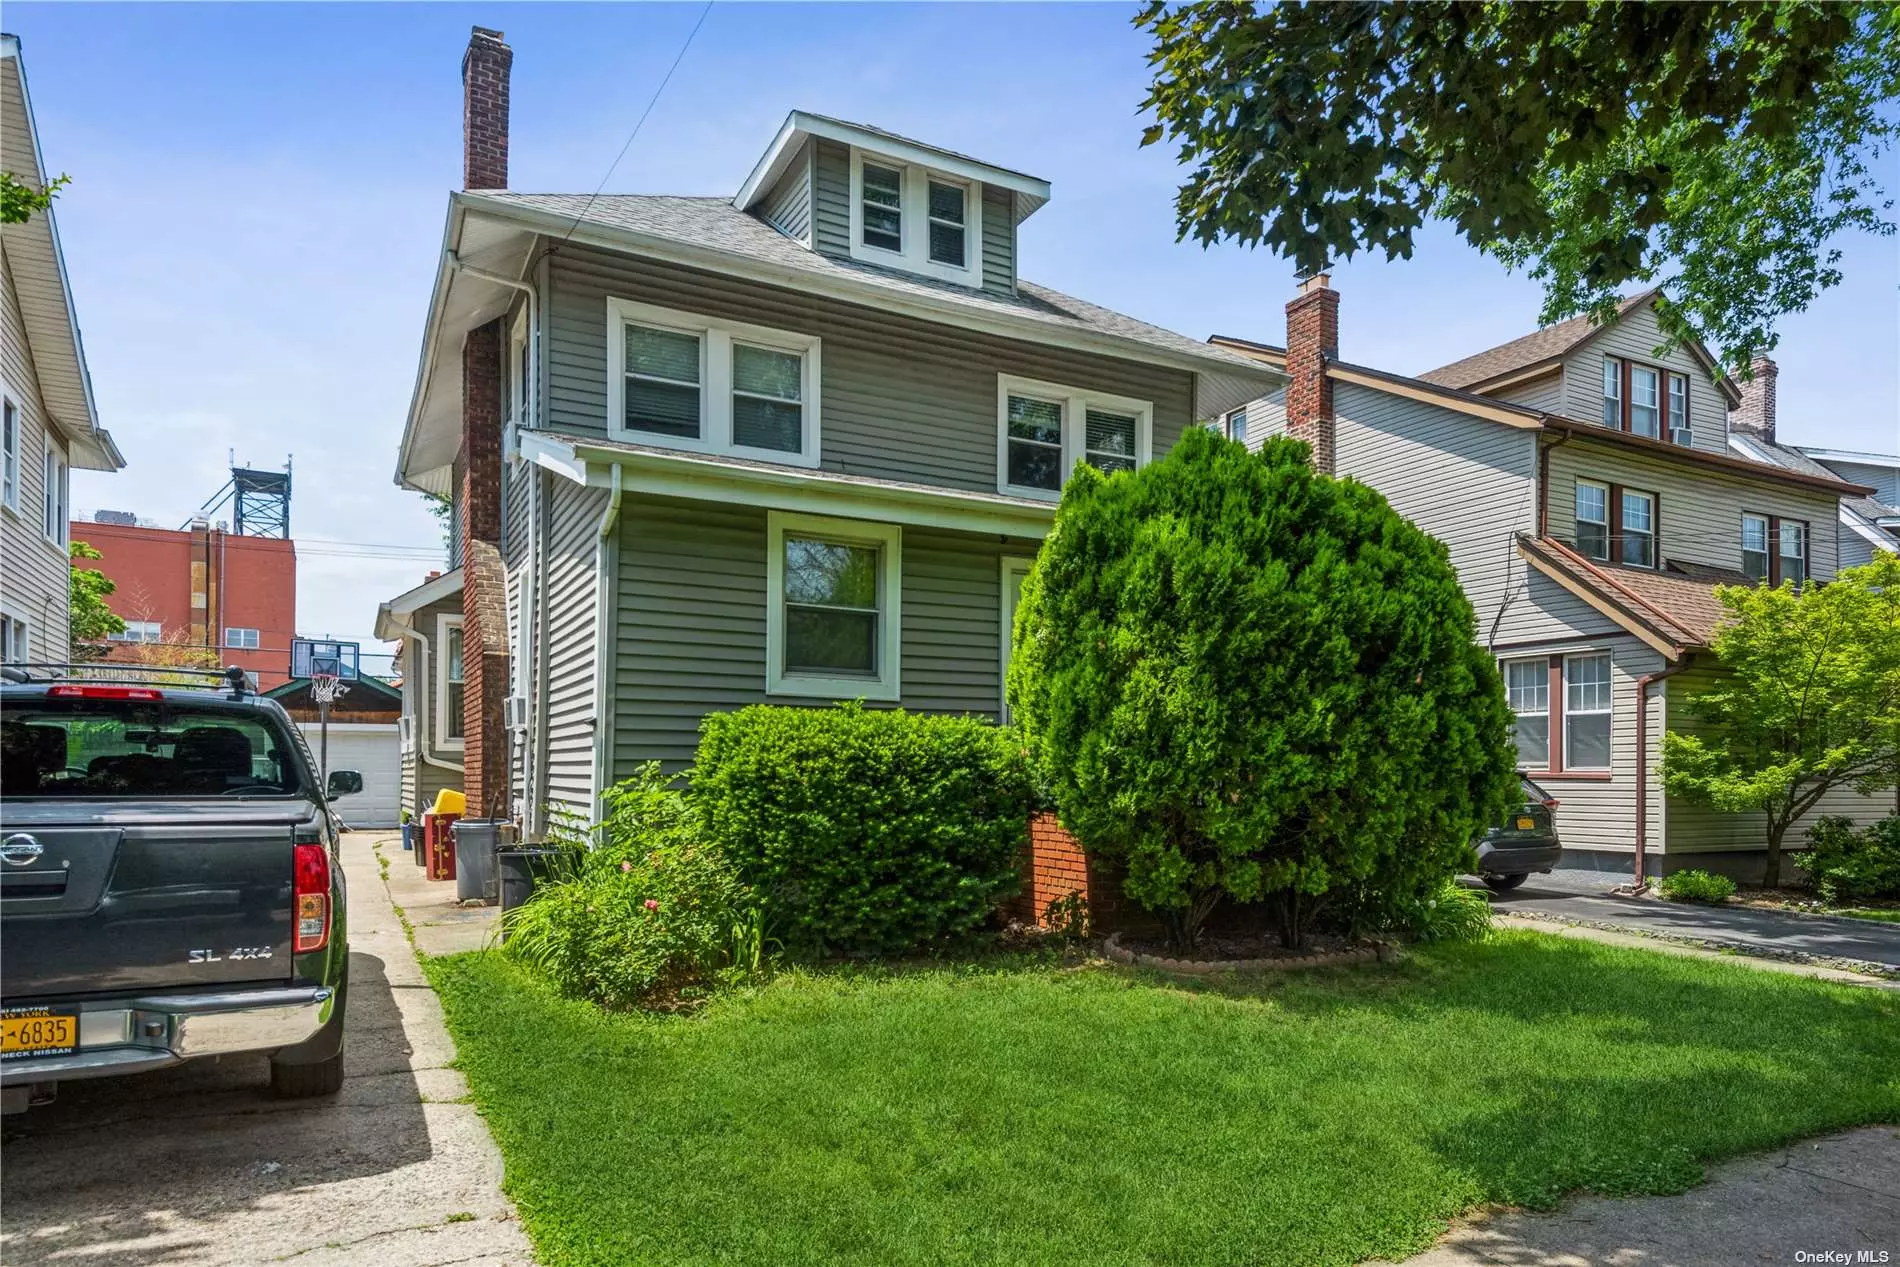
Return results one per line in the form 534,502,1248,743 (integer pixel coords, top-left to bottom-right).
427,933,1900,1267
1837,907,1900,924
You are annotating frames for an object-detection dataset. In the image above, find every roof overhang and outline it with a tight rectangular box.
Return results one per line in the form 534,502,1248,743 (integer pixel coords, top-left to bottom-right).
1842,504,1900,553
1542,418,1874,497
373,567,464,641
733,110,1052,225
0,37,121,472
1796,446,1900,470
1516,536,1697,661
523,430,1056,539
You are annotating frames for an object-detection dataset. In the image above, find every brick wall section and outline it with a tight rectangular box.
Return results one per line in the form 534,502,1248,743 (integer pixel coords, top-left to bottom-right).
461,319,511,818
462,27,512,191
1011,812,1133,933
1729,354,1777,446
1284,277,1340,473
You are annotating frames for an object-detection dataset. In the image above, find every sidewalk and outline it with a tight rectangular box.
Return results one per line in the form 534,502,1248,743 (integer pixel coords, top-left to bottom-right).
374,831,503,956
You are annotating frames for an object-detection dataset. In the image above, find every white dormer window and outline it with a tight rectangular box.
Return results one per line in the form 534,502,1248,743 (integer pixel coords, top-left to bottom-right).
849,149,983,287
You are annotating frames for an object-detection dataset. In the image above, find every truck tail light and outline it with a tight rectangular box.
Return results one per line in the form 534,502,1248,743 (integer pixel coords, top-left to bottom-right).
293,843,331,953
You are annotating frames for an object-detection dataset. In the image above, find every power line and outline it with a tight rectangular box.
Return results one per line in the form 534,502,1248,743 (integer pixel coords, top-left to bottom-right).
554,0,716,247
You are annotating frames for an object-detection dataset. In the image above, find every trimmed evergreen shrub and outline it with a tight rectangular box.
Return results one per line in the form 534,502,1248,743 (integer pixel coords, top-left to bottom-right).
1657,868,1737,904
1009,428,1519,949
1804,815,1900,903
695,703,1032,958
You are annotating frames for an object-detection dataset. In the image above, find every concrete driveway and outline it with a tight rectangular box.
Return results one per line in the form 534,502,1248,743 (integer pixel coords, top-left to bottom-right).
1485,869,1900,973
0,833,534,1267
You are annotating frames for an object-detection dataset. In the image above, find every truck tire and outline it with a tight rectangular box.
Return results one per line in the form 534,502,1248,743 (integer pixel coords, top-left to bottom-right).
271,1048,344,1097
1481,872,1529,893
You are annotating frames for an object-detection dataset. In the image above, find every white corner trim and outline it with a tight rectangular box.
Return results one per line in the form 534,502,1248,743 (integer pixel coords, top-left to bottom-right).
605,295,822,468
998,555,1034,722
434,612,466,750
848,147,985,290
765,510,901,703
995,373,1154,500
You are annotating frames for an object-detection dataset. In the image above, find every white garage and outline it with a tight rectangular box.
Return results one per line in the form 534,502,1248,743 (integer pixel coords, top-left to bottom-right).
297,721,401,829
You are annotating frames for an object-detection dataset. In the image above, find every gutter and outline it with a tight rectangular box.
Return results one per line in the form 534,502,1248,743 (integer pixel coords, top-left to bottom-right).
1536,432,1571,539
1634,659,1692,886
590,464,625,822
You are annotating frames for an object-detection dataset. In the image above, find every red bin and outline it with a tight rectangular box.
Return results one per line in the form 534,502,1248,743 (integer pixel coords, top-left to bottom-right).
425,811,461,881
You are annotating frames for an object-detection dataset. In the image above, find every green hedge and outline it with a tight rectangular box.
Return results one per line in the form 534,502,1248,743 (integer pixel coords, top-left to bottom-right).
695,704,1033,958
1805,816,1900,903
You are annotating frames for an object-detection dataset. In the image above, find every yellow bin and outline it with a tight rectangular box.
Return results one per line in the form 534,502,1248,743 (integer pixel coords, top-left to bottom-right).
430,788,468,816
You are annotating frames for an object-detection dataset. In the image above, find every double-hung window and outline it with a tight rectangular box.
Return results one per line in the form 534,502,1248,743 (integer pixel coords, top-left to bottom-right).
766,512,901,701
1223,407,1248,445
225,627,261,650
1620,489,1656,568
41,441,66,546
608,299,821,466
998,376,1153,498
849,150,983,286
1628,365,1660,438
0,610,29,663
1600,359,1622,428
1604,357,1692,445
1666,373,1691,445
999,556,1033,722
438,615,466,746
1564,653,1612,771
2,396,18,512
1505,659,1550,769
1741,513,1769,581
1575,480,1610,560
1779,519,1806,588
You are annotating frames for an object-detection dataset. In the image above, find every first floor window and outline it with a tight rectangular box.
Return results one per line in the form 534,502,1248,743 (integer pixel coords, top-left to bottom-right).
767,513,901,701
1564,653,1612,770
999,556,1033,723
1004,393,1064,492
999,377,1153,498
0,612,28,663
441,618,466,743
1742,513,1769,581
2,396,17,511
1779,519,1806,588
1575,480,1610,559
1620,489,1656,568
108,620,163,643
1505,659,1549,769
225,627,261,650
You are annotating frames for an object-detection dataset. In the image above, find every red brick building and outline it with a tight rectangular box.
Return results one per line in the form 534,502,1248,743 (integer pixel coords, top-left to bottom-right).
75,516,298,689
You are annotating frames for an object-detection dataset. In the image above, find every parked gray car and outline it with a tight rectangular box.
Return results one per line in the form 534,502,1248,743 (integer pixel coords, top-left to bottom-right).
1473,775,1563,892
0,665,357,1113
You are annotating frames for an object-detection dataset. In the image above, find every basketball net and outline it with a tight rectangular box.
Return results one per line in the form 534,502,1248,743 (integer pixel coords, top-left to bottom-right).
310,673,348,707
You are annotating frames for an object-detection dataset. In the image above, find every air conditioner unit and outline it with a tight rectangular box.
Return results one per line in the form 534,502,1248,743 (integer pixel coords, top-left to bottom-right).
504,695,530,730
1669,427,1693,448
397,715,415,752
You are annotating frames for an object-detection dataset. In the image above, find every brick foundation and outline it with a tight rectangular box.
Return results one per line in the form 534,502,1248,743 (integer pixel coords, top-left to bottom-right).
1012,812,1134,933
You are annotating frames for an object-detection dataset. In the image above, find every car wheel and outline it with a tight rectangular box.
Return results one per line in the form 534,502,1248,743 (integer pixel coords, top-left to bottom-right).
271,1048,345,1098
1481,872,1529,893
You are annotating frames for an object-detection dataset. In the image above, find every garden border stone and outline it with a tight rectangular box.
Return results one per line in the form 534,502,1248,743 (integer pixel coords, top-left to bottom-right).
1103,931,1391,975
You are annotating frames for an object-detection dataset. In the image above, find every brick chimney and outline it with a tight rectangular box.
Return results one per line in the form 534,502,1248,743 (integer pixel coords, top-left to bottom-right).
1729,355,1777,447
459,26,513,819
1285,271,1340,473
463,26,512,191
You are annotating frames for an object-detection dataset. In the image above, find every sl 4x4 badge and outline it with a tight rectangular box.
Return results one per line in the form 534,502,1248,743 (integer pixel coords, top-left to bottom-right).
188,947,275,963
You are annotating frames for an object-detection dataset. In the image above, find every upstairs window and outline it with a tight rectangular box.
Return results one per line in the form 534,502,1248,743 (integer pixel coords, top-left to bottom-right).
1628,365,1660,438
1620,489,1656,568
860,162,903,253
609,299,821,466
1600,359,1621,428
225,627,261,650
0,611,27,664
998,376,1153,499
41,442,66,546
1603,357,1693,446
849,150,984,287
1575,480,1610,560
2,396,17,512
1742,513,1769,581
109,620,163,643
926,179,967,267
1779,519,1806,588
1505,659,1549,769
1667,373,1690,446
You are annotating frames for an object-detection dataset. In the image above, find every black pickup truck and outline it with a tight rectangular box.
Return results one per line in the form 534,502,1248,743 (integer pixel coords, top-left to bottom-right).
0,666,358,1113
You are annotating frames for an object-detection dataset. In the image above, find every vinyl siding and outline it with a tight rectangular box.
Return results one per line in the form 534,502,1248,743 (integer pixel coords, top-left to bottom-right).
543,245,1196,494
1544,436,1842,580
1558,303,1728,452
611,496,1032,772
980,186,1014,298
1821,460,1898,505
398,595,466,820
541,477,608,818
1237,388,1285,450
1333,383,1538,644
1492,370,1562,413
1662,665,1896,854
759,138,813,245
1839,521,1878,571
812,137,850,257
0,253,69,660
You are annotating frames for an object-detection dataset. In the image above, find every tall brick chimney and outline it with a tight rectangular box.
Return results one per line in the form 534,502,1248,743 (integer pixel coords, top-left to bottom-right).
463,26,512,191
459,26,514,819
1729,354,1778,447
1285,271,1340,473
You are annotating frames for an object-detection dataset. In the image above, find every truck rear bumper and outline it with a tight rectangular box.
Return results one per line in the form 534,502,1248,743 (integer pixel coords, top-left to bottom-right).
1,985,336,1087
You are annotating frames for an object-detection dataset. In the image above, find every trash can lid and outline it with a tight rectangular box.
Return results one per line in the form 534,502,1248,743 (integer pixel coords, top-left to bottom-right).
431,789,467,816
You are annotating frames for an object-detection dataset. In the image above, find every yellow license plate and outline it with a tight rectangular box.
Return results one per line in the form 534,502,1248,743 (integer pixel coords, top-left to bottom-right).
1,1009,78,1059
1515,817,1536,830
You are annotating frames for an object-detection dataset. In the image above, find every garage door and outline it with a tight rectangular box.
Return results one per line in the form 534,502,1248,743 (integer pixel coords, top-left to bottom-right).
297,722,401,830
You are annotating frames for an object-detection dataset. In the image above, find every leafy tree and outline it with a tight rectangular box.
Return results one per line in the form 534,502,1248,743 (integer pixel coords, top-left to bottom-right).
1008,429,1518,949
68,540,123,661
1136,2,1900,368
1663,554,1900,890
1,171,70,224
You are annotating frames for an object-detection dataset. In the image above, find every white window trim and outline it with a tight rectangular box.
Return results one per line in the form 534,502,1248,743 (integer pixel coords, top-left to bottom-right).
109,620,164,644
41,437,67,547
0,604,29,664
436,613,466,750
996,375,1154,501
999,555,1034,722
1563,652,1613,772
848,147,985,288
224,627,261,650
606,297,822,468
766,511,901,702
1,386,19,515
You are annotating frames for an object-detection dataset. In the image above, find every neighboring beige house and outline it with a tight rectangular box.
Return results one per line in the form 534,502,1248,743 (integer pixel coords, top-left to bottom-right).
373,568,464,823
383,29,1278,831
1215,283,1883,883
1,33,123,663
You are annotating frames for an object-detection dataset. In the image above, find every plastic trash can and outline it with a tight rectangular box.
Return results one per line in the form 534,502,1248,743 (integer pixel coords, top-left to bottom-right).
497,846,566,926
452,818,504,903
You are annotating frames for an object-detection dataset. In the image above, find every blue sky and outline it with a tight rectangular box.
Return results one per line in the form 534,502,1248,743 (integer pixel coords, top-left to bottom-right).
14,2,1899,667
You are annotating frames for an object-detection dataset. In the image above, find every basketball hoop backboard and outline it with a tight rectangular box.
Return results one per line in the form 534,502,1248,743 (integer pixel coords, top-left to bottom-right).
290,638,361,681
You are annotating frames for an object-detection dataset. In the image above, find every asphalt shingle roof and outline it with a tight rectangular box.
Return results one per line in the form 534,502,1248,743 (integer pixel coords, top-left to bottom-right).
1419,291,1657,390
1730,432,1900,523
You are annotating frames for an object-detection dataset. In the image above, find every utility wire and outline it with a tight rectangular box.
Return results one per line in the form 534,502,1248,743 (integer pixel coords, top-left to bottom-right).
554,0,716,248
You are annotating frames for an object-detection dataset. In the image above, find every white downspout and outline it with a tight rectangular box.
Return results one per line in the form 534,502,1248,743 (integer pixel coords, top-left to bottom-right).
591,464,625,823
399,625,463,775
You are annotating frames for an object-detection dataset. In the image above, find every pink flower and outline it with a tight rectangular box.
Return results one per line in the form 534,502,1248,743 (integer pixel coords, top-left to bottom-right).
620,860,632,873
644,899,659,912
